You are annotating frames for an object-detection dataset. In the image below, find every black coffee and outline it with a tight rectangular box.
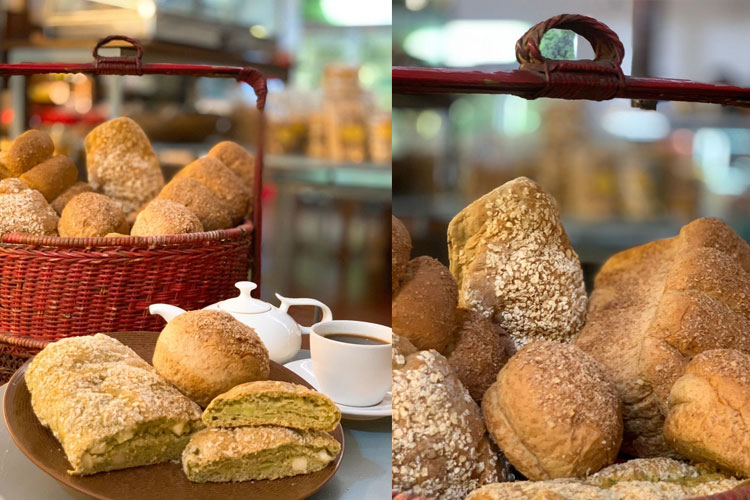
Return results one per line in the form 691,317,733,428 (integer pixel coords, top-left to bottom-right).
324,333,388,345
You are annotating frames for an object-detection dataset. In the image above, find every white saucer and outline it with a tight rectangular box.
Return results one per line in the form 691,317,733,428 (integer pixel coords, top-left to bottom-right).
284,359,392,421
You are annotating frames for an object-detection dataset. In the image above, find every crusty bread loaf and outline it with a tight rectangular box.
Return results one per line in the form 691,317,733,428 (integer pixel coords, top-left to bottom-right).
158,177,232,231
58,192,129,238
392,215,412,293
6,129,54,176
0,188,59,236
664,349,750,477
448,177,587,349
207,141,255,188
482,341,622,480
130,199,203,236
392,349,509,500
50,182,94,215
575,217,750,458
19,154,78,202
392,256,458,352
175,157,250,224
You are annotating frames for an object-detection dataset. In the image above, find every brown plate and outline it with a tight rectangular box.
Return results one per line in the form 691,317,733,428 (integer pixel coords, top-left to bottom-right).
2,332,344,500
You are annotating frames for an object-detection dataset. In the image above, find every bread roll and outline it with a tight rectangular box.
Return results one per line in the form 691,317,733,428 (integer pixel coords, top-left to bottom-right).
392,256,458,352
0,189,59,236
130,199,203,236
575,217,750,457
153,310,269,406
50,182,94,215
207,141,255,188
58,192,129,238
19,154,78,202
392,215,411,293
0,177,30,195
664,349,750,477
175,156,250,224
447,177,587,349
393,349,509,500
392,333,417,369
84,117,164,215
158,177,232,231
446,308,515,402
6,129,54,176
482,341,621,480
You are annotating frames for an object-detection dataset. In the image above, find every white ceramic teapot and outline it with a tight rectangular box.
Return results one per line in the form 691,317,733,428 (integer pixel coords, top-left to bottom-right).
148,281,332,364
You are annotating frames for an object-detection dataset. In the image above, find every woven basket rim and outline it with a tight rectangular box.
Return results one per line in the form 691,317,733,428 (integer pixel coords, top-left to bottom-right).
0,220,253,249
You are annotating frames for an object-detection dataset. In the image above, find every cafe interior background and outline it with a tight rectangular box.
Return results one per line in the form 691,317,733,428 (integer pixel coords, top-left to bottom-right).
0,0,392,325
393,0,750,288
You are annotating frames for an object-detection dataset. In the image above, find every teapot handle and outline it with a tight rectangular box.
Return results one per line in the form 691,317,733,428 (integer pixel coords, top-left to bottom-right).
275,295,333,334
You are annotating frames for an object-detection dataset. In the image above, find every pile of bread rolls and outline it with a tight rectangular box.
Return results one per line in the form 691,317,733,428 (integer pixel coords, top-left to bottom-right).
392,176,750,500
0,118,255,238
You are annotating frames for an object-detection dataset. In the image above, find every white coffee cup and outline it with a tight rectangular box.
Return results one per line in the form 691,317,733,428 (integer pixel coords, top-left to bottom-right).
309,320,392,407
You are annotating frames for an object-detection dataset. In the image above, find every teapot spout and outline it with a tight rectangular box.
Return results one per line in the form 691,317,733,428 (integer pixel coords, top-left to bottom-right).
148,303,187,323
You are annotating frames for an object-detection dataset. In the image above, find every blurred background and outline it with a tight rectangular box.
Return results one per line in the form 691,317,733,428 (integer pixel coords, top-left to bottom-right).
393,0,750,288
0,0,391,324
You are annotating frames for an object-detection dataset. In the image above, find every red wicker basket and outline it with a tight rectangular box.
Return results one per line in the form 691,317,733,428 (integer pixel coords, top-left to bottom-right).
0,36,267,383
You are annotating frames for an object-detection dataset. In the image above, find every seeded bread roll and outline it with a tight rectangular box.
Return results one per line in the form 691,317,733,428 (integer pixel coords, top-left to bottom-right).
6,129,54,176
175,157,250,224
153,310,269,407
664,349,750,477
446,308,515,402
158,177,232,231
207,141,255,188
84,117,164,215
392,349,509,500
482,341,622,480
448,177,587,349
0,188,59,236
130,199,203,236
19,154,78,202
50,182,94,215
392,215,412,293
392,256,458,352
0,177,30,194
58,192,129,238
392,333,417,369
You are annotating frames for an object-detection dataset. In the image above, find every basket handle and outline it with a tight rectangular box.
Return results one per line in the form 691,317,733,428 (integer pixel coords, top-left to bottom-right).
93,35,144,75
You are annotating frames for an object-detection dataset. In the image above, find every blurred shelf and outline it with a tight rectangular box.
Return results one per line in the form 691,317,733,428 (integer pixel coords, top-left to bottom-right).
266,155,391,193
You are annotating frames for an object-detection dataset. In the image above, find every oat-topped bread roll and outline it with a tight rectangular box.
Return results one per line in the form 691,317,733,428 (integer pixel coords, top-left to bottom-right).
392,215,412,293
19,154,78,202
448,177,587,348
0,177,30,194
664,349,750,477
392,333,417,369
50,182,94,215
182,426,340,483
207,141,255,188
575,217,750,458
392,256,458,352
6,129,54,176
84,117,164,215
25,334,203,476
153,310,269,407
58,192,129,238
203,381,340,431
445,308,515,402
158,177,232,231
392,349,509,500
482,341,621,480
0,188,59,236
175,157,250,224
130,199,203,236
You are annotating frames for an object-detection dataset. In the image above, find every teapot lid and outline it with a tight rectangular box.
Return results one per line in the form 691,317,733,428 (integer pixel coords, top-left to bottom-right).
217,282,271,314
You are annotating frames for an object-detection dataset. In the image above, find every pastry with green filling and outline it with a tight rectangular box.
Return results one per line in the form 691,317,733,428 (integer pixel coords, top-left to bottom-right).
202,380,341,432
182,426,341,482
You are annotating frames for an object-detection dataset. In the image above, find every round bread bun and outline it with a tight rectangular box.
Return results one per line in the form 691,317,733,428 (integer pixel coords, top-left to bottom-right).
392,256,458,353
482,341,622,480
175,157,250,224
130,199,204,236
664,349,750,477
446,308,515,402
392,332,417,369
0,177,30,195
0,189,59,236
6,129,54,176
19,154,78,202
158,177,232,231
50,182,94,215
207,141,255,188
392,215,412,293
153,310,270,406
58,192,129,238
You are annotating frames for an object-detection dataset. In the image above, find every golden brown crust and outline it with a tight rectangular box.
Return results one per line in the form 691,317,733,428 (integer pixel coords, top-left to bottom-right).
0,177,30,195
392,256,458,353
175,157,250,224
50,182,94,215
392,215,412,293
19,155,78,202
130,199,203,236
6,129,54,176
158,177,232,231
207,141,255,188
482,341,622,480
0,189,59,236
58,192,129,237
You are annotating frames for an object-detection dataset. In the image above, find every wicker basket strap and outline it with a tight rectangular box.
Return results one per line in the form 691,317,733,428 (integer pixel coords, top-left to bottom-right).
0,332,48,351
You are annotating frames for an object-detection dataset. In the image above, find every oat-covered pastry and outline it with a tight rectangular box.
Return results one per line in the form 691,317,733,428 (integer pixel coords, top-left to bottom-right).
202,381,341,432
6,129,54,176
392,349,509,500
182,426,340,483
130,199,203,236
392,256,458,352
392,215,412,292
175,157,250,224
575,217,750,458
482,341,621,480
24,334,203,476
58,192,129,238
0,188,59,236
84,117,164,215
0,177,30,194
50,182,94,215
158,177,232,231
447,177,587,349
19,154,78,202
207,141,255,189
